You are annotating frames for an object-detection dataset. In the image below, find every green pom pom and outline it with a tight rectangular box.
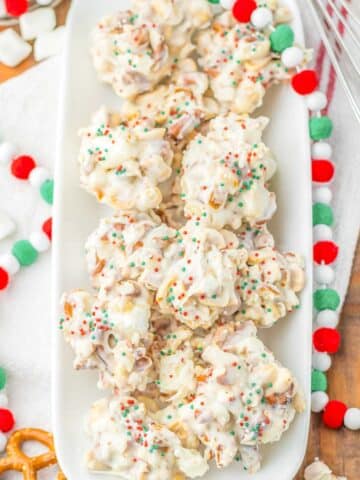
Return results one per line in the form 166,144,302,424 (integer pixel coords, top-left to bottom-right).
314,288,340,311
40,179,54,205
309,116,333,140
12,240,39,266
313,203,334,226
0,367,7,390
208,0,220,3
311,369,327,392
270,24,295,53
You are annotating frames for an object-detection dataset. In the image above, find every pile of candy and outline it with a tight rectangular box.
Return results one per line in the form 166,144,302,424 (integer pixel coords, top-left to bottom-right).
0,0,65,65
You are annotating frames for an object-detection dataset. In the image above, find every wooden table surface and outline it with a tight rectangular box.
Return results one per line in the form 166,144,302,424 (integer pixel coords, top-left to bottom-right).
1,1,358,478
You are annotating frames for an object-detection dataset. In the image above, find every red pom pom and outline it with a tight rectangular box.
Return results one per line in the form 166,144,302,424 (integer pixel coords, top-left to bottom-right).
0,268,9,291
5,0,28,16
232,0,257,23
291,70,318,95
313,327,341,353
42,217,52,241
11,155,36,180
323,400,347,429
0,408,15,432
313,241,339,265
312,160,335,183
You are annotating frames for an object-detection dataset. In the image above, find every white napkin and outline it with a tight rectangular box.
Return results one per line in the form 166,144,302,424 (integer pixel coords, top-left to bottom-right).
0,13,359,477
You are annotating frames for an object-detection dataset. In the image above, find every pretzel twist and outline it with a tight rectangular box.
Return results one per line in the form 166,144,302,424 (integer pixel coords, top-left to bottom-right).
0,428,65,480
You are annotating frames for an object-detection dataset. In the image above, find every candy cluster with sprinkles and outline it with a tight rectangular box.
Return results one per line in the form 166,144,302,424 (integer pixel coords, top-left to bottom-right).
58,0,340,478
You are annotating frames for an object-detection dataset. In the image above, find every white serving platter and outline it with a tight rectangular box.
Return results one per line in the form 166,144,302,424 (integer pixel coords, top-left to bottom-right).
52,1,313,479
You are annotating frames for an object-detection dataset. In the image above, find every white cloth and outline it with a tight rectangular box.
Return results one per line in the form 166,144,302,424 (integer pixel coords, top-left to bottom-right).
0,9,359,477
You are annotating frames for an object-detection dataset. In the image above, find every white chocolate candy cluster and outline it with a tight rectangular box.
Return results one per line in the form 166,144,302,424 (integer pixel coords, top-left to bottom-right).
86,395,209,480
181,113,277,229
196,5,309,114
92,0,212,99
61,0,311,477
78,110,173,211
61,281,154,392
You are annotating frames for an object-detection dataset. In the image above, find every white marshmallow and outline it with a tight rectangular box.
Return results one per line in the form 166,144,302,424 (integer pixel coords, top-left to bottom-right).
29,231,51,252
0,254,20,275
0,211,16,241
34,26,66,61
0,29,31,68
312,142,332,159
311,391,329,413
0,142,17,165
19,7,56,41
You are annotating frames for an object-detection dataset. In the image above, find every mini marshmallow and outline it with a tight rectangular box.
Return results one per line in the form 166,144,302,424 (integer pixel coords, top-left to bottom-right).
34,25,65,62
0,29,31,68
0,212,16,241
19,7,56,41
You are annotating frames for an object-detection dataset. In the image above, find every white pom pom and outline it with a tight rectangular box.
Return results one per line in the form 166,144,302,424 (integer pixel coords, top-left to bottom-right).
312,351,332,372
305,91,327,111
29,232,51,253
220,0,235,9
0,432,7,453
344,408,360,430
251,7,273,29
29,167,51,188
0,254,20,275
0,142,17,166
281,47,304,68
311,391,329,413
315,265,335,285
312,142,332,159
313,187,332,204
0,392,8,408
316,309,339,328
313,224,333,242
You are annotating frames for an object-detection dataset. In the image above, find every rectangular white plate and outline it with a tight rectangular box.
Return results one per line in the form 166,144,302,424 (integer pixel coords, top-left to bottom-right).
52,1,313,478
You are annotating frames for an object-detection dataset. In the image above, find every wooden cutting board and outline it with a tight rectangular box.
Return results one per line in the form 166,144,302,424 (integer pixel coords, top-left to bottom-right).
0,1,359,478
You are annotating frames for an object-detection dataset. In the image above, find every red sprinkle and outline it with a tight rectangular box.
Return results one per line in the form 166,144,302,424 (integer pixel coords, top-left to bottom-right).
11,155,36,180
322,400,347,429
291,70,318,95
313,328,341,354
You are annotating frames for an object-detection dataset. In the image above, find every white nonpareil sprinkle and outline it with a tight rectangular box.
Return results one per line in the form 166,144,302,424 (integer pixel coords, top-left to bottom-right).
0,211,16,241
19,7,56,41
0,29,31,68
34,25,66,61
